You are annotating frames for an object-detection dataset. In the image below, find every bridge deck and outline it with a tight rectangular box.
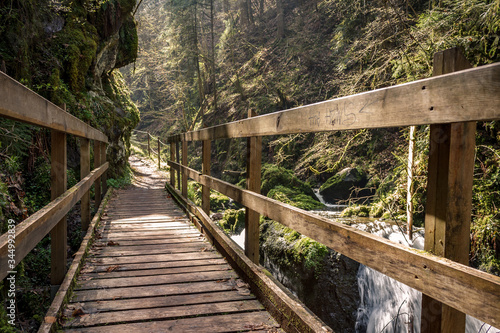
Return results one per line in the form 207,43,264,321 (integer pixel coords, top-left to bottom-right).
61,157,282,332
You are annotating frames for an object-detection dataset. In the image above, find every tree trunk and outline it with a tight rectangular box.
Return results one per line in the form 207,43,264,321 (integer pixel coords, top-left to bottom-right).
277,0,285,39
210,0,217,116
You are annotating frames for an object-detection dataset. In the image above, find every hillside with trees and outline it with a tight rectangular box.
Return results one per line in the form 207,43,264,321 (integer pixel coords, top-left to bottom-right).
123,0,499,276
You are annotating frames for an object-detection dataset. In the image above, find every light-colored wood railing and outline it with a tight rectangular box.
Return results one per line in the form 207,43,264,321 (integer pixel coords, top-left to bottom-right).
165,48,500,332
0,71,109,296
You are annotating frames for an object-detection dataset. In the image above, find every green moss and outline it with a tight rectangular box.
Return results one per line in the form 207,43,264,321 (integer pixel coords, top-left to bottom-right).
341,205,370,217
268,185,324,210
293,237,329,275
210,191,230,212
219,208,245,235
116,15,138,67
261,164,315,197
471,215,500,275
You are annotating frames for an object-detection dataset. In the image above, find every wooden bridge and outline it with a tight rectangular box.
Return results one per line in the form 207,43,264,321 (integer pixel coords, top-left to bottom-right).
1,48,500,332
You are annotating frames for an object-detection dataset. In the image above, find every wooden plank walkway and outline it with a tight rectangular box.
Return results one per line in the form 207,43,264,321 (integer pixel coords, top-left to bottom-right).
61,156,282,332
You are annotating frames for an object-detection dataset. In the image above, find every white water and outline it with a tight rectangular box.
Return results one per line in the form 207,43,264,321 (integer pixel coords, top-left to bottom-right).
354,221,499,333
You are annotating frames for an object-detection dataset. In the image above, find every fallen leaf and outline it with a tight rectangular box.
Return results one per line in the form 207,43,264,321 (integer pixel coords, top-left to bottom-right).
45,316,57,323
107,241,120,246
106,265,121,272
72,308,86,317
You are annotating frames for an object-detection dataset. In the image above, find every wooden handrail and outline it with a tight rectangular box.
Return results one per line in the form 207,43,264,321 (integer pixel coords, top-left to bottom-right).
164,53,500,332
0,71,107,142
0,163,108,280
0,72,109,296
167,160,500,327
167,62,500,143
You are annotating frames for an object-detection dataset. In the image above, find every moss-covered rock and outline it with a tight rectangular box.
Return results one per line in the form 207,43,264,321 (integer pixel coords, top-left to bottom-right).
319,167,368,204
260,219,360,331
218,208,245,235
268,185,324,210
261,164,323,210
341,205,370,217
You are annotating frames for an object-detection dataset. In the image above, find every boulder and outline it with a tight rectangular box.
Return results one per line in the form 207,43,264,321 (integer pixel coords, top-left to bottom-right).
319,167,368,204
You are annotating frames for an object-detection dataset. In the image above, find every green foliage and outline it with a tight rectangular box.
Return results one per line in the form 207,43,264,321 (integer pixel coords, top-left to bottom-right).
187,180,202,206
24,157,51,212
107,165,133,188
471,216,500,275
210,190,231,212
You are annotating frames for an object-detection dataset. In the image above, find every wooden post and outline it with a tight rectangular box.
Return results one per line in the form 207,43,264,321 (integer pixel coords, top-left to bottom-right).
421,47,475,333
94,141,102,211
245,110,262,264
80,138,90,231
101,141,107,196
182,140,188,198
50,130,67,298
202,140,211,214
147,133,151,157
158,138,161,169
407,125,416,241
170,142,176,187
176,142,181,190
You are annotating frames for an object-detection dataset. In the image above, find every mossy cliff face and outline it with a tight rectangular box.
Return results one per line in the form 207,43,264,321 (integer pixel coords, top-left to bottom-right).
0,0,139,177
260,219,360,331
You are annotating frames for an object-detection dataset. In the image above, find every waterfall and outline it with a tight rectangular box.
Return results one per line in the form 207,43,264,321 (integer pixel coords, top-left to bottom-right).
354,221,499,333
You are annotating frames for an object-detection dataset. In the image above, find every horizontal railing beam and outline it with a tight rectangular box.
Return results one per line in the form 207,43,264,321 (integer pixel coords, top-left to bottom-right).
0,163,109,280
168,63,500,142
0,72,107,143
167,160,500,328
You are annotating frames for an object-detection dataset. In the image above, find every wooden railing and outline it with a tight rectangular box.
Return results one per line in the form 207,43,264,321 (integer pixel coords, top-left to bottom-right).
165,48,500,332
0,71,109,295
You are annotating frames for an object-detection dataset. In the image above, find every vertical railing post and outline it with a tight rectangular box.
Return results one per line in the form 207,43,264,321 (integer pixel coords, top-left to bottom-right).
202,140,211,214
245,110,262,264
158,138,161,169
94,141,102,211
147,133,151,157
50,130,67,298
101,141,107,196
80,138,90,231
176,142,181,190
170,142,176,187
421,47,475,333
182,140,188,198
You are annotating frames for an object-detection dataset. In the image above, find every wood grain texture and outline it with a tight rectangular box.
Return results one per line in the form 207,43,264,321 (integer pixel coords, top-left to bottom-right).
0,71,107,142
166,160,500,328
93,141,102,210
167,62,500,143
51,130,68,287
80,138,91,231
422,47,475,333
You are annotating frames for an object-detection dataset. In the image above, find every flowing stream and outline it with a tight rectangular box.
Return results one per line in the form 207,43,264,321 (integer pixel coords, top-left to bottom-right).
228,191,498,332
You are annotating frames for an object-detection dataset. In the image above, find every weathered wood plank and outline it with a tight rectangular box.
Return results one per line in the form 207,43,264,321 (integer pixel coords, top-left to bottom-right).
245,110,262,263
166,161,500,328
95,236,204,246
76,270,238,290
71,280,238,302
81,258,227,273
80,138,91,231
88,251,222,266
63,311,281,333
94,243,208,256
93,141,102,210
167,62,500,143
202,139,211,214
65,300,263,327
170,142,176,186
0,163,108,280
0,71,107,142
84,263,231,278
51,130,68,290
182,140,188,197
73,290,254,312
422,47,475,333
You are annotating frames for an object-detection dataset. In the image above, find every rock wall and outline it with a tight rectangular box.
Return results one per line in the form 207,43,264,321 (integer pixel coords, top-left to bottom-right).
0,0,140,177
